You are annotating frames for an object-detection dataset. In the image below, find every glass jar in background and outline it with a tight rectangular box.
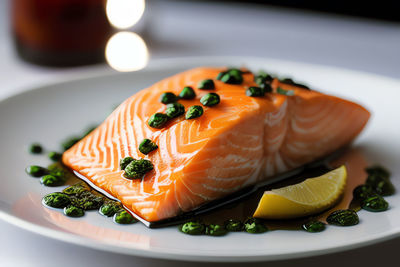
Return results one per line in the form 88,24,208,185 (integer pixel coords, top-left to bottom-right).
12,0,113,67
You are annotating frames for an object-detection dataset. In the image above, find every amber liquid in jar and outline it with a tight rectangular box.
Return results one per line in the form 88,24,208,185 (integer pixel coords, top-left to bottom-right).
12,0,112,67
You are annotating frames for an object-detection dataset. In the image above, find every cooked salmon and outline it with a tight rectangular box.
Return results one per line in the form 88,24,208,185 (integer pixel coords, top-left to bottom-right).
62,67,370,222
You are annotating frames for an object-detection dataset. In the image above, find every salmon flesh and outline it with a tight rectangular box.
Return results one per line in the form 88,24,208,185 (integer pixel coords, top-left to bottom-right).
62,67,370,222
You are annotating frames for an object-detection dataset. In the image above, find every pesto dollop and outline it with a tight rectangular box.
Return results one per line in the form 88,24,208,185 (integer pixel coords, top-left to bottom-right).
198,79,215,90
124,158,154,179
148,113,169,129
206,224,227,236
114,210,137,224
64,205,85,217
138,139,158,155
244,218,268,234
29,143,43,154
180,221,205,235
43,192,71,208
165,102,185,119
185,105,204,120
327,209,359,226
302,220,326,233
179,86,196,100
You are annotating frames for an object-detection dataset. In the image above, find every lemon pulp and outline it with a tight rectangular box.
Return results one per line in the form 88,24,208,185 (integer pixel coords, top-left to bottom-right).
253,165,347,219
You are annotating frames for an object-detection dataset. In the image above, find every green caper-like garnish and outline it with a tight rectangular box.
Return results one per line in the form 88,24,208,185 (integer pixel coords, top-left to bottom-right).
353,184,375,200
179,86,196,100
138,139,158,155
120,156,134,170
160,92,178,104
40,174,64,187
63,182,89,195
260,83,273,94
180,221,205,235
148,113,169,128
48,151,62,162
280,78,310,90
25,165,48,177
365,165,390,179
276,87,295,96
124,159,153,179
206,224,228,236
225,219,243,232
198,79,215,90
70,190,104,210
62,137,81,151
244,218,268,234
366,173,395,196
255,73,273,85
302,220,326,233
165,102,185,119
362,195,389,212
326,209,359,226
200,93,220,107
64,205,85,217
114,210,137,224
217,70,243,85
246,86,265,97
99,201,123,217
42,192,71,208
29,143,43,154
185,105,204,120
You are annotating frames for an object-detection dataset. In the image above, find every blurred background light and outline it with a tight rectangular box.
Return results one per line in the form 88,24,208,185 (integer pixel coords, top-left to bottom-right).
105,31,149,72
106,0,145,29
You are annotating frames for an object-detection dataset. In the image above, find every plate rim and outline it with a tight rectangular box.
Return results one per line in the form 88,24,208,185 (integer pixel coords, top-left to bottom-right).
1,56,400,262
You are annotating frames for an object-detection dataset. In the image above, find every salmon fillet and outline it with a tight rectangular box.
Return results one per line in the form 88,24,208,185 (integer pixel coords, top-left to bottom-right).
62,67,370,222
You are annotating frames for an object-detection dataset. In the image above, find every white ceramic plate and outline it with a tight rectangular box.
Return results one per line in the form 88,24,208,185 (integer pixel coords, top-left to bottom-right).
0,57,399,262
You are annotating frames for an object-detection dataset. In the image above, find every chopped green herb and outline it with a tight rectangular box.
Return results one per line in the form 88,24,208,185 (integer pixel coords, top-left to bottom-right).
29,143,43,154
198,79,215,90
63,182,89,195
165,102,185,119
138,139,158,155
114,210,137,224
302,220,326,233
327,209,359,226
280,78,310,90
124,159,154,179
99,201,123,217
40,174,64,187
70,190,104,210
244,218,268,234
246,86,265,97
353,184,375,200
362,195,389,212
64,205,84,217
180,221,205,235
255,73,273,85
217,71,243,85
62,137,81,151
179,86,196,100
365,165,395,196
48,151,62,162
148,113,169,129
25,165,48,177
120,157,134,170
225,219,243,232
185,105,204,120
206,224,228,236
200,93,220,107
42,192,71,208
260,83,273,93
366,165,390,179
160,92,178,104
277,87,295,96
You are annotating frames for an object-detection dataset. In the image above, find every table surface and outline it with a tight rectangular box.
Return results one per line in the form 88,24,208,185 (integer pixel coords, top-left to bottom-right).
1,0,400,266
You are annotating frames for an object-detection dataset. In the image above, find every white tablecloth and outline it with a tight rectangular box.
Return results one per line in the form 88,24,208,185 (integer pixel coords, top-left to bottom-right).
1,1,399,266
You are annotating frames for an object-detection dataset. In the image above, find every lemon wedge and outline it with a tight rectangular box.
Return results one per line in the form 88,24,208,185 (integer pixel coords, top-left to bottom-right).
253,165,347,219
